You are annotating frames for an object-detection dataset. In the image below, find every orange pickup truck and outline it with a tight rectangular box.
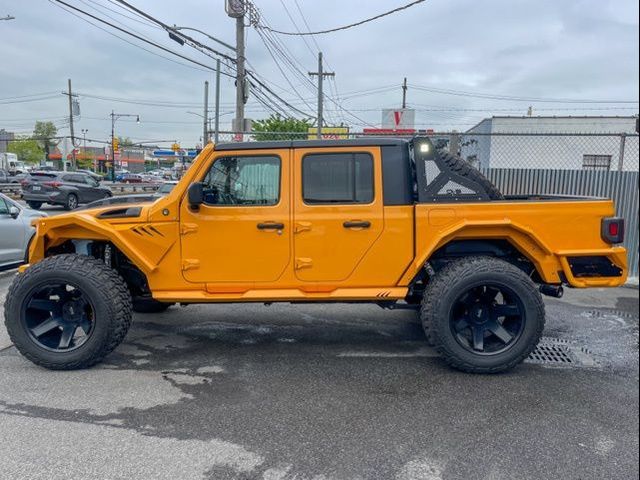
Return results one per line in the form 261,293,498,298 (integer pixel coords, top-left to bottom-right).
4,137,627,373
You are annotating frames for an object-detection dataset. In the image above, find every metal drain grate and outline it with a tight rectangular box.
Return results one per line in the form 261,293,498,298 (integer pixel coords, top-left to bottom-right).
526,337,600,368
528,343,574,364
584,309,638,320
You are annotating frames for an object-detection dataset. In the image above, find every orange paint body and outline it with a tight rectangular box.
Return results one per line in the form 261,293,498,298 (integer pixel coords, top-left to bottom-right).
24,143,628,302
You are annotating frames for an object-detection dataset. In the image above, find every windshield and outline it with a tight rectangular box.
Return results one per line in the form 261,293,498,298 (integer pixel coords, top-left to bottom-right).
157,183,175,194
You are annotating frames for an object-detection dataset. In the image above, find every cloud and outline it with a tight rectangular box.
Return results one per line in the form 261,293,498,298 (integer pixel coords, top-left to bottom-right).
0,0,637,145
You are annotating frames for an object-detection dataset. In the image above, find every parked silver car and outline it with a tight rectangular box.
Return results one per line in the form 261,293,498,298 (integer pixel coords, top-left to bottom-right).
0,193,47,269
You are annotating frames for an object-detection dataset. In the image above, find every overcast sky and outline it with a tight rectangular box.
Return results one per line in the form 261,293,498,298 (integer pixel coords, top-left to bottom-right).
1,0,638,147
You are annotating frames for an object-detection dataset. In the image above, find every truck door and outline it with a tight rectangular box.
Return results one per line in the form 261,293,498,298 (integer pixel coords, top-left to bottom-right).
293,147,384,282
180,149,291,284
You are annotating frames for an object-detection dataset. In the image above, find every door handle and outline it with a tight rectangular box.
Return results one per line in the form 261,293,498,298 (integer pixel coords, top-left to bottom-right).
257,222,285,230
343,220,371,229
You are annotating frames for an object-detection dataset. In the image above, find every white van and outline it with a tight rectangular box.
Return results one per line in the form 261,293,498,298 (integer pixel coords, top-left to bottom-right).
0,152,27,174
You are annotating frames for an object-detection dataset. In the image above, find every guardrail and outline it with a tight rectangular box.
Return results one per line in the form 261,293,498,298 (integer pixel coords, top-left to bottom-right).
105,183,161,194
0,182,160,199
0,183,22,197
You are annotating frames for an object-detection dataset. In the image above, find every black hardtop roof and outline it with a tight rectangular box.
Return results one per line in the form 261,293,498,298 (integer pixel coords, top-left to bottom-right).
214,137,410,151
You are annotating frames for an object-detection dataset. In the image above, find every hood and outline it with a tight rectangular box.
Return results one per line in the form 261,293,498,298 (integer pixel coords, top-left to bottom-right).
80,193,160,210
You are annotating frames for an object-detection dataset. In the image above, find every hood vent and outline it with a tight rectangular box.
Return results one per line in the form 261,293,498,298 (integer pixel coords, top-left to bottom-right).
97,206,142,219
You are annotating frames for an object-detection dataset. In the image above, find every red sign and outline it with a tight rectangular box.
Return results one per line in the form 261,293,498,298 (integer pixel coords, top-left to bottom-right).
362,128,416,135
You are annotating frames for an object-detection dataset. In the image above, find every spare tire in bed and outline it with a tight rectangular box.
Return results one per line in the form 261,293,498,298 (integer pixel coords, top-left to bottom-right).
417,150,504,202
439,152,504,201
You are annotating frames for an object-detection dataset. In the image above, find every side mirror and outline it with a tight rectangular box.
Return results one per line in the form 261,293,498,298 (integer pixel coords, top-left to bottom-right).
187,182,204,209
9,206,20,219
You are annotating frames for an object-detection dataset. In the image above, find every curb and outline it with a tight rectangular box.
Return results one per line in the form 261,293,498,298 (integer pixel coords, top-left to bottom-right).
0,268,19,280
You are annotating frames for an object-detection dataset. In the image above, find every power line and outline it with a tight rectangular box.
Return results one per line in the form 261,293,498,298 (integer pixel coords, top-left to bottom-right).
0,91,59,101
51,0,227,74
259,0,426,36
0,94,61,105
111,0,236,64
83,0,161,29
109,0,314,120
409,83,639,104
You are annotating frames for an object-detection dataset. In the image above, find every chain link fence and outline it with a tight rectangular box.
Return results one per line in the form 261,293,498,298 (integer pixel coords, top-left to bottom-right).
215,130,639,172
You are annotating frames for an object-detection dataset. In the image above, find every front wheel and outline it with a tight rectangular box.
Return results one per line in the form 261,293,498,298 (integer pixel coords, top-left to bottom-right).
421,256,545,373
4,254,132,370
27,201,42,210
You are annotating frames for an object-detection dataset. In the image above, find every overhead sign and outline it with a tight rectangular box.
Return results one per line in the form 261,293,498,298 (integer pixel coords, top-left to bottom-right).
152,149,198,158
381,108,415,130
307,127,350,139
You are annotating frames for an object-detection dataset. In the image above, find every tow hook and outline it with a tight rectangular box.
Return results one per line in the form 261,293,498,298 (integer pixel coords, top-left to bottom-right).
539,284,564,298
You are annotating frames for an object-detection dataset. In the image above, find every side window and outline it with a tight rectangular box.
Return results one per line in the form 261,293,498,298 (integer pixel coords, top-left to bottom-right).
83,175,98,186
302,152,374,204
201,155,280,206
0,197,8,215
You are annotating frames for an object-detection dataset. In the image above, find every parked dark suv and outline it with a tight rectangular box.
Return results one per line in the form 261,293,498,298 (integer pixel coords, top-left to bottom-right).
22,171,112,210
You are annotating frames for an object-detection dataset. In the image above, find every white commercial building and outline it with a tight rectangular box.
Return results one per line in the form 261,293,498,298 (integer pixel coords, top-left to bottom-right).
461,116,638,171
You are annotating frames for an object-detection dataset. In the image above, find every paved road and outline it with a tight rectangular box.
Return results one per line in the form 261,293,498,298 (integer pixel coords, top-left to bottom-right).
16,200,72,216
0,274,637,480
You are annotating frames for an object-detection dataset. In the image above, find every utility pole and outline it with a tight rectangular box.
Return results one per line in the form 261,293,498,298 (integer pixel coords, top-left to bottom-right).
203,81,209,144
402,77,408,109
110,111,139,181
64,78,77,171
214,59,221,143
235,12,246,140
309,52,334,139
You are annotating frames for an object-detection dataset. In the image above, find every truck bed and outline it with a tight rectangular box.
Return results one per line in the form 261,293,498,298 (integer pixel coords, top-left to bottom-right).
406,197,627,288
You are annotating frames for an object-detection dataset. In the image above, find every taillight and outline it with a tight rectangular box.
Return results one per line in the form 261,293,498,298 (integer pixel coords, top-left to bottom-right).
601,217,625,244
43,181,63,187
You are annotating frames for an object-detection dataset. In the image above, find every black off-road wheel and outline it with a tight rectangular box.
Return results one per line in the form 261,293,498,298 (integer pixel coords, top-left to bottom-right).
132,296,172,313
27,201,42,210
4,254,132,370
421,256,545,373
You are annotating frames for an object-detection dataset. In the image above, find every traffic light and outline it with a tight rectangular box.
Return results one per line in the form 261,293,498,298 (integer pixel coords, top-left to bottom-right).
172,142,181,152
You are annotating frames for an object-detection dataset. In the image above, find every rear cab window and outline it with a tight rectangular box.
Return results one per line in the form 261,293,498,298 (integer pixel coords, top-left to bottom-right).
302,152,374,204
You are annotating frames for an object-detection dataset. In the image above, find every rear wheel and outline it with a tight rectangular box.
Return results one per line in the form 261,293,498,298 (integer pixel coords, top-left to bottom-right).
65,193,78,210
27,201,42,210
4,254,132,370
421,256,544,373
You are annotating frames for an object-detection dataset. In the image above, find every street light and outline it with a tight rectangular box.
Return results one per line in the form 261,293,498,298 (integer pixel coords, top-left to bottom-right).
170,26,236,53
186,110,213,144
110,111,140,181
0,15,15,21
81,129,89,170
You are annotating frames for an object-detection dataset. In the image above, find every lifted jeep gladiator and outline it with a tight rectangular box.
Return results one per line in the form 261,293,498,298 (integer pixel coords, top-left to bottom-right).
4,137,627,373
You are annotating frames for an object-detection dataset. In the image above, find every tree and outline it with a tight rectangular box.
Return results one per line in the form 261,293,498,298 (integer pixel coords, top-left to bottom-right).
251,114,312,141
117,136,135,147
33,121,58,160
7,137,44,164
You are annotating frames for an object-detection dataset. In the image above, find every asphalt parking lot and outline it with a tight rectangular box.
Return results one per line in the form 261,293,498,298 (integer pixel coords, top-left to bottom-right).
0,271,638,480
